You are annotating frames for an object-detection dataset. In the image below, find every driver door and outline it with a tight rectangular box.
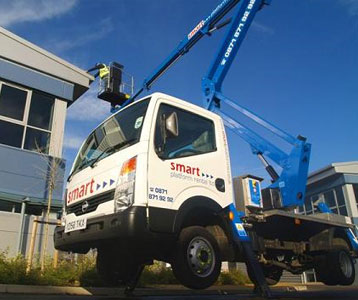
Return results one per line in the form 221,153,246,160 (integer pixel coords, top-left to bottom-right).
147,100,218,232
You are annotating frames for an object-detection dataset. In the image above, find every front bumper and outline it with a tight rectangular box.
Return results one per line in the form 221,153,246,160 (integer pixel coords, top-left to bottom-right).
54,206,147,253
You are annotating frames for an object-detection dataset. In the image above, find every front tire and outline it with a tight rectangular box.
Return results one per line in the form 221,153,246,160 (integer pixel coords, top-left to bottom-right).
171,226,221,289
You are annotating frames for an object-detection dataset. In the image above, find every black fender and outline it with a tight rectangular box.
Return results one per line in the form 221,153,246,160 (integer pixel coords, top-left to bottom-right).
172,196,224,233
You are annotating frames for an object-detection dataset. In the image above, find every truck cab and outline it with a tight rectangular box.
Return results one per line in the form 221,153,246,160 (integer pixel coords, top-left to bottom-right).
55,92,235,288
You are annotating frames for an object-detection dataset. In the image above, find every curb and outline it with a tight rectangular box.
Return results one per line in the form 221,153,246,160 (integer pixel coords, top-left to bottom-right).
0,284,249,296
0,283,322,296
0,285,92,296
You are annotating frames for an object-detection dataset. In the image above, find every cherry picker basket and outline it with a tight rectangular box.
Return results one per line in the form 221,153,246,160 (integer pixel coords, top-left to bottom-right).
98,62,134,106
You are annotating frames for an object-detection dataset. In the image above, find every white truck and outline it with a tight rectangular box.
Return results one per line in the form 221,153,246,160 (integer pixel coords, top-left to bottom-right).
55,93,358,289
55,0,358,292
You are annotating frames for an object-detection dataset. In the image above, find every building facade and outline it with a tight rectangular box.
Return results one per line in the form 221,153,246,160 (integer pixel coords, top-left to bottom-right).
301,161,358,284
302,161,358,228
0,27,93,256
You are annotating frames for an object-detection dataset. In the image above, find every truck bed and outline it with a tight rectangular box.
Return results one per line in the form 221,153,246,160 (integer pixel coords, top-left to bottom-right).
247,209,353,241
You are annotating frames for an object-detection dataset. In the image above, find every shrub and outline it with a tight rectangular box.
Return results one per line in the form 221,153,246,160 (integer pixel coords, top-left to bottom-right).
140,262,178,286
216,269,250,285
0,251,28,284
0,251,248,287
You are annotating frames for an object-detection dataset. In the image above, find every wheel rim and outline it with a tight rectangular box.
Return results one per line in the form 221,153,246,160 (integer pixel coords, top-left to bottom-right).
187,236,215,277
339,251,353,278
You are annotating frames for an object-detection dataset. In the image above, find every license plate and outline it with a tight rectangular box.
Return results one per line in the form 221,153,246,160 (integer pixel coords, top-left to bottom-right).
65,217,87,233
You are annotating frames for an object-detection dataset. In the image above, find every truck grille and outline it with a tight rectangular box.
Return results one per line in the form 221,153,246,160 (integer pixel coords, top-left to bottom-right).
66,190,115,216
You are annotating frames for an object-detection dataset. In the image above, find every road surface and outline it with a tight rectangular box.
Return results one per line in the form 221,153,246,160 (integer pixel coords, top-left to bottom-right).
0,285,358,300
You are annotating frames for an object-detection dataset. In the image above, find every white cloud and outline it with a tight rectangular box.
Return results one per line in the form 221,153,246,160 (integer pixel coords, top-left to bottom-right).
0,0,78,27
66,87,111,122
252,21,274,35
340,0,358,16
48,18,114,53
63,134,84,150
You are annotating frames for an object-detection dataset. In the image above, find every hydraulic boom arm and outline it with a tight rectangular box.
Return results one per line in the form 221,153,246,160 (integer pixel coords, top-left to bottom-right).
111,0,311,209
120,0,243,108
200,0,311,209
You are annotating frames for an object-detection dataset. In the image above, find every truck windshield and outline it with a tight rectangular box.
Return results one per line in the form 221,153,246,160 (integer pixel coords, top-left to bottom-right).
70,98,150,178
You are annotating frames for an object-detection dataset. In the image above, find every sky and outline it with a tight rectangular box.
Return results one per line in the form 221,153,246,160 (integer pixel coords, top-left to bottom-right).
1,0,357,185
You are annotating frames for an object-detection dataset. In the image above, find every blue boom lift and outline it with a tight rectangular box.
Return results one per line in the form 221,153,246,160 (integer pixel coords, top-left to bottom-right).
87,0,358,297
103,0,311,212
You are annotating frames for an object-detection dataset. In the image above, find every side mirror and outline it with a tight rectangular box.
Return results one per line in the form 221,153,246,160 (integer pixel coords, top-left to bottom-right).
157,112,179,159
165,112,179,138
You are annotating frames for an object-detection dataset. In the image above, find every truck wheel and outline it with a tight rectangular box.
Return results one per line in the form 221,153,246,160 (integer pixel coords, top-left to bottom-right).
171,226,221,289
96,248,142,286
315,250,355,286
247,263,283,286
332,250,355,286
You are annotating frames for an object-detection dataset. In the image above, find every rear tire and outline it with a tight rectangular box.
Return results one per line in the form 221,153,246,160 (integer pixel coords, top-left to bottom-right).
171,226,221,289
315,250,355,286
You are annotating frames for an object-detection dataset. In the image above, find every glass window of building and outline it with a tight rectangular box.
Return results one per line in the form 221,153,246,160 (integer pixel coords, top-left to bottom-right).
28,91,54,130
0,200,16,212
335,186,345,206
298,202,305,214
335,186,348,216
0,84,27,120
0,120,24,147
25,204,43,216
353,184,358,208
311,195,319,213
305,199,313,214
0,81,54,154
24,128,51,153
324,190,336,208
303,189,348,216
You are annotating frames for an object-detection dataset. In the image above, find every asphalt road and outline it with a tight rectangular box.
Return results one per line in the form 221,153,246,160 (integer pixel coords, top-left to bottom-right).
0,285,358,300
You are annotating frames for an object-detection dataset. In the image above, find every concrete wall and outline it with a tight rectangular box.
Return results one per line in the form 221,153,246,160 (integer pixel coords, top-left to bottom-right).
0,144,65,202
0,211,57,258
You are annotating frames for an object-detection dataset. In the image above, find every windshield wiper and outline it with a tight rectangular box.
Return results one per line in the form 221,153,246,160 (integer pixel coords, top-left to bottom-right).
67,158,92,182
67,138,137,183
89,138,137,168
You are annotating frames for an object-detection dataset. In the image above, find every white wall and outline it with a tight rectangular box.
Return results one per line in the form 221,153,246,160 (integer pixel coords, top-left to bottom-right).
0,211,58,258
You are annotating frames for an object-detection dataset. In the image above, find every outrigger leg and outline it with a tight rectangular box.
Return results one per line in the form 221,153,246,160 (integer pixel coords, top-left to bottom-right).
229,204,273,299
124,265,145,296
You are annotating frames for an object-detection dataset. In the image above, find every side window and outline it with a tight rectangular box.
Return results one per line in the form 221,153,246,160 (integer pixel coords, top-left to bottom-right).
154,103,216,159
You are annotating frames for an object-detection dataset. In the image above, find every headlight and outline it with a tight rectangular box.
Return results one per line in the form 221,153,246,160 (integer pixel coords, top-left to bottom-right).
114,156,137,212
